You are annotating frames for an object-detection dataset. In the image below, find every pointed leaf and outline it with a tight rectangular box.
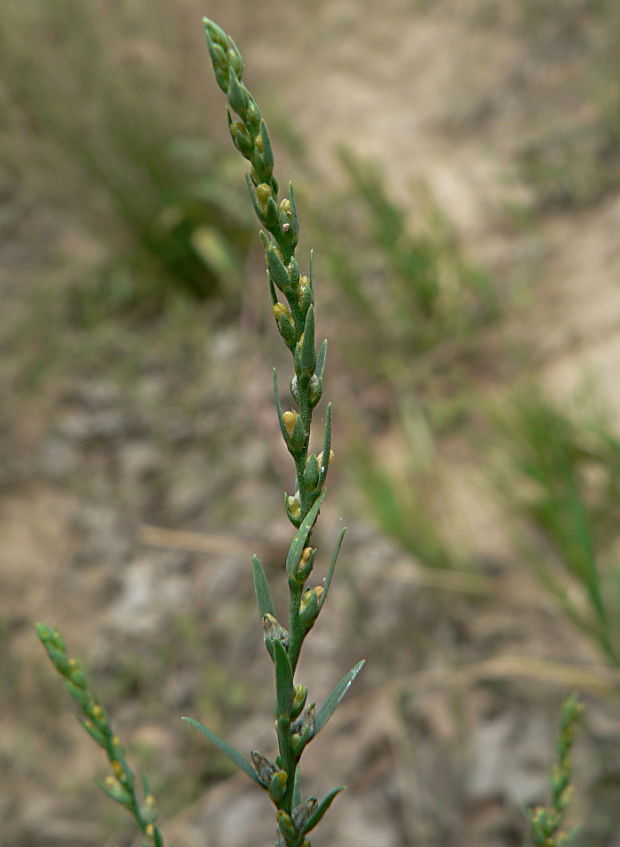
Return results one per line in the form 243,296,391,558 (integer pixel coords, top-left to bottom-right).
300,786,345,835
319,404,332,483
320,527,346,609
315,339,328,382
96,779,131,808
314,660,365,736
78,717,104,746
252,554,275,620
266,246,291,293
293,765,302,808
301,305,316,376
285,490,327,578
246,174,262,219
260,119,274,173
181,717,262,785
273,640,294,716
272,369,289,444
288,182,299,245
268,275,278,306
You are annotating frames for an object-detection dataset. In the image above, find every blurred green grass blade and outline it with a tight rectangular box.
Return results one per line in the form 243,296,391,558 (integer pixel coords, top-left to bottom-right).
314,660,365,736
320,527,346,609
181,717,262,785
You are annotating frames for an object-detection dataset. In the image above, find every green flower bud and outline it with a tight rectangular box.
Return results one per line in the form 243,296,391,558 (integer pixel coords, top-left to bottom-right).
229,120,253,157
251,750,277,786
292,545,315,585
276,810,298,842
308,375,322,407
262,613,289,660
227,73,248,118
298,276,312,313
285,492,301,526
290,376,301,403
303,454,320,493
299,586,323,630
269,769,288,802
103,775,132,807
273,303,296,350
141,793,158,824
293,796,318,830
291,684,308,719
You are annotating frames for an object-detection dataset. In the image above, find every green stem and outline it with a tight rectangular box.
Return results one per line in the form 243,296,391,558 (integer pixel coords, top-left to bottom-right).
288,581,305,674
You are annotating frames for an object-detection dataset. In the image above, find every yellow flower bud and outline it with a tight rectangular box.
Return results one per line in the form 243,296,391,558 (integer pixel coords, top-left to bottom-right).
317,450,335,469
282,411,298,438
286,495,301,520
111,760,124,779
273,302,292,321
146,823,155,838
256,183,271,205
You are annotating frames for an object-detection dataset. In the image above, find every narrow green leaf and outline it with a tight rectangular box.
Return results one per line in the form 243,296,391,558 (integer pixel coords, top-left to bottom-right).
96,779,131,808
272,369,288,444
252,554,275,620
288,182,299,245
292,765,302,808
273,641,294,716
268,275,278,306
260,119,274,173
320,527,346,609
300,786,345,835
78,717,104,746
319,404,332,483
315,339,328,382
285,490,327,578
301,305,315,376
246,174,262,218
314,660,365,736
287,255,300,289
181,717,262,785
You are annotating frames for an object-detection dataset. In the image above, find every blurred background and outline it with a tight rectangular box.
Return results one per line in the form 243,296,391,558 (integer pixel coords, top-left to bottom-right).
3,0,620,845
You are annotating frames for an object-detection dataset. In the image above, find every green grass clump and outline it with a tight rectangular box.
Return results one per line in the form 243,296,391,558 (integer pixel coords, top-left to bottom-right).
349,398,460,571
498,388,620,663
318,148,497,384
1,0,252,315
